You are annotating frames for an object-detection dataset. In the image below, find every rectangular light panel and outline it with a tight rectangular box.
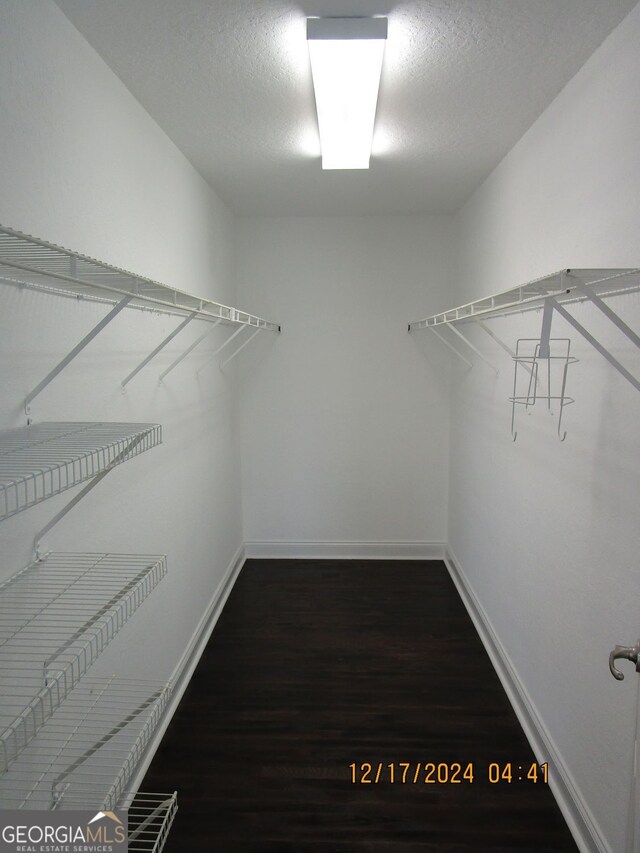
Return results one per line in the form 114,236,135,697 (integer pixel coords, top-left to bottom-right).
307,17,387,170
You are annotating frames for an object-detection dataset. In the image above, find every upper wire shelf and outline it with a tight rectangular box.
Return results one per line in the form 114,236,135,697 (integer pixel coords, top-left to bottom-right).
0,422,162,522
0,552,167,773
408,268,640,330
123,791,178,853
0,676,172,810
0,225,280,332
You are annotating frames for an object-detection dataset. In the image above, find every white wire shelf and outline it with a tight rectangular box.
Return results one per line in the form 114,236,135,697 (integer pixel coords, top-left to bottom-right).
0,224,280,332
123,791,178,853
0,552,167,773
0,677,172,811
0,421,162,522
408,268,640,330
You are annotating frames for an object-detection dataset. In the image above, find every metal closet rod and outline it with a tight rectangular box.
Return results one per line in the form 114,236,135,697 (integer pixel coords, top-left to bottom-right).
0,274,228,323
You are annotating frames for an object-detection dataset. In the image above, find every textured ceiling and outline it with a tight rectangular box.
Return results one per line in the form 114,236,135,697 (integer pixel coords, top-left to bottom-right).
55,0,637,216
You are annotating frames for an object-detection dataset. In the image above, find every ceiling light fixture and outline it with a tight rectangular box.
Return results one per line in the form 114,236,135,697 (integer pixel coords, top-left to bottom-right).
307,16,387,171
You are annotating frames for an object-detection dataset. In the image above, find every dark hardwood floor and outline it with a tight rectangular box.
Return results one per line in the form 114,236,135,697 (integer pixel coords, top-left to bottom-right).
142,559,578,851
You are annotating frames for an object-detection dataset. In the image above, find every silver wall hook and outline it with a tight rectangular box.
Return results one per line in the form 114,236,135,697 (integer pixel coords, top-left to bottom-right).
609,641,640,680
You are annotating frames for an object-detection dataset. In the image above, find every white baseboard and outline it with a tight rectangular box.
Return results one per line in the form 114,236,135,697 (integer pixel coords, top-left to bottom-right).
244,540,446,560
129,542,246,794
444,546,609,853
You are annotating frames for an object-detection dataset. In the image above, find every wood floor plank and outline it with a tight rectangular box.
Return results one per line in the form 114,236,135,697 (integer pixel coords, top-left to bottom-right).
142,559,578,851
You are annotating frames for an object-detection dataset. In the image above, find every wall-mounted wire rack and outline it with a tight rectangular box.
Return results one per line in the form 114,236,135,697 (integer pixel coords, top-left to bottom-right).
0,225,280,396
0,224,279,331
409,268,640,438
0,552,167,773
123,791,178,853
0,676,172,810
0,422,162,522
408,268,640,330
509,338,578,441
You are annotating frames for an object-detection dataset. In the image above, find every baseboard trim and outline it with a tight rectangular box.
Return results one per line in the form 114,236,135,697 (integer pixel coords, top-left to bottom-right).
444,546,609,853
244,540,446,560
129,543,246,794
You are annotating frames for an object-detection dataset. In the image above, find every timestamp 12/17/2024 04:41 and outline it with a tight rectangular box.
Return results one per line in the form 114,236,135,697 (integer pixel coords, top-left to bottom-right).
349,762,549,785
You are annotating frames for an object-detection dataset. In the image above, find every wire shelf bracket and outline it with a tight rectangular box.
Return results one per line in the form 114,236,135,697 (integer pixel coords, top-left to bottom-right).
32,433,146,559
543,291,640,395
476,319,516,357
159,319,221,381
196,325,246,375
221,327,262,368
24,296,132,412
428,327,473,368
122,311,198,388
447,323,500,374
0,421,162,527
0,553,167,773
476,319,538,382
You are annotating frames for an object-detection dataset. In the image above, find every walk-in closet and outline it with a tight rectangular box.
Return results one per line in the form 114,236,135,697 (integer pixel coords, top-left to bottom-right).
1,2,639,851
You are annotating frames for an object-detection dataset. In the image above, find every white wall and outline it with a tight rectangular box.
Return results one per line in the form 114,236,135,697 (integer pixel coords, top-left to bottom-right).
0,1,242,682
449,4,640,851
237,215,452,557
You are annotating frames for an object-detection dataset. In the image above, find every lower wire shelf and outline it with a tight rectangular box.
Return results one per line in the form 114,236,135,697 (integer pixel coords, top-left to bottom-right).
0,677,172,811
123,791,178,853
0,552,168,772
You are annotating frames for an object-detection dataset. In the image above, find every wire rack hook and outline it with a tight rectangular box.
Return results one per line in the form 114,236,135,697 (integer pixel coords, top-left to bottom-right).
509,338,577,442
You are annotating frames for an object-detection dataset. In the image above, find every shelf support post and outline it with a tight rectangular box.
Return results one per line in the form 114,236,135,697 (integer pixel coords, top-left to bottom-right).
548,297,640,393
159,319,222,380
475,320,515,358
538,297,555,358
428,328,473,368
24,295,132,410
476,320,538,381
196,325,246,375
121,311,199,387
447,324,500,374
220,328,261,368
